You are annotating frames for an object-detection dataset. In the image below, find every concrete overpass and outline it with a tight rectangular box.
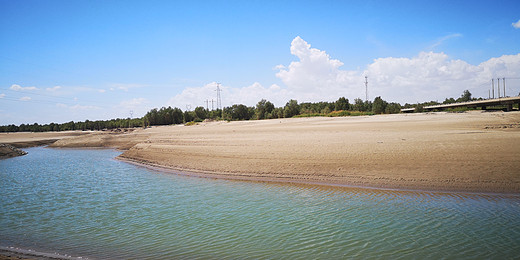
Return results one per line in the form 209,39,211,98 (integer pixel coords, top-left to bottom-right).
401,96,520,113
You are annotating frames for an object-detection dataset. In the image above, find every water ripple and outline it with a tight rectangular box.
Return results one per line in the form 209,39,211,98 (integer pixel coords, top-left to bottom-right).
1,147,519,259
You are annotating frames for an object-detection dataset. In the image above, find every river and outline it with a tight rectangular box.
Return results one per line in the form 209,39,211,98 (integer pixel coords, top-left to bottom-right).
1,147,519,259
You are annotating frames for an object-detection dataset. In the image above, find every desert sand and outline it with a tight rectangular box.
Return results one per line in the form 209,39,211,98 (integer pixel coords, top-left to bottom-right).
46,111,520,193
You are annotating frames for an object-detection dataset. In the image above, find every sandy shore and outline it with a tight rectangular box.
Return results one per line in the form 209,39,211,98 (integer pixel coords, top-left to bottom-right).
0,131,89,159
0,131,88,148
48,111,520,193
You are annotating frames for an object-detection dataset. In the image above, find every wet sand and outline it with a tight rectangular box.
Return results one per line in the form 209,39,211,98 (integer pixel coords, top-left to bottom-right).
48,111,520,193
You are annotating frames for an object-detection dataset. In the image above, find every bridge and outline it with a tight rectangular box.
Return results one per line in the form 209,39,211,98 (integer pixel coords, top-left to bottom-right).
401,96,520,113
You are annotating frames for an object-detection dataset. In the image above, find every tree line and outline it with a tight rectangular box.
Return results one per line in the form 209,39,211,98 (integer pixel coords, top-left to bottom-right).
0,118,143,133
142,96,402,126
1,90,478,132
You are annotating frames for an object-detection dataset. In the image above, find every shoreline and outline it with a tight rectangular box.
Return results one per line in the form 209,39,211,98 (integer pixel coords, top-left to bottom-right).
0,246,83,260
5,112,520,193
0,131,89,159
116,155,520,196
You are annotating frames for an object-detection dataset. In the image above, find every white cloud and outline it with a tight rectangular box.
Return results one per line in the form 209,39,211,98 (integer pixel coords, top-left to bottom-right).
20,96,32,101
512,19,520,29
112,98,150,118
56,103,100,110
110,83,144,92
46,86,62,91
276,37,520,103
98,89,106,93
10,84,38,91
366,52,520,102
429,33,462,49
0,93,5,98
118,98,148,109
167,37,520,108
167,82,293,109
275,36,361,102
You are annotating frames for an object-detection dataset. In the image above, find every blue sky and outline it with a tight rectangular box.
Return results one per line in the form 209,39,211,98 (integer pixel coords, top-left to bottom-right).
1,0,520,125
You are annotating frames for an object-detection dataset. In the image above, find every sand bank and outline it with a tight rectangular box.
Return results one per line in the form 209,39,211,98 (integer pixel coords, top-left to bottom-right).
0,131,89,159
0,131,88,148
50,111,520,193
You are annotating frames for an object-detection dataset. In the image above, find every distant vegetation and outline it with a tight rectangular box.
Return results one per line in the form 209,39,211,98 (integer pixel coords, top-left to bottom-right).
141,97,397,127
0,89,499,132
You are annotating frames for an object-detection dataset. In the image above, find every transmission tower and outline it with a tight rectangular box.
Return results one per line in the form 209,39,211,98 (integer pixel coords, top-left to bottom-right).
215,83,222,110
364,76,368,102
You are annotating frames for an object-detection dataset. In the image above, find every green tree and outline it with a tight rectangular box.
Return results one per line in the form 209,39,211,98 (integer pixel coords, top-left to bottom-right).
353,98,365,111
385,102,401,114
415,104,424,113
184,110,194,123
335,97,349,111
284,99,300,118
172,107,184,124
194,106,208,120
228,104,252,120
372,96,387,114
255,99,275,120
443,97,456,104
458,90,472,102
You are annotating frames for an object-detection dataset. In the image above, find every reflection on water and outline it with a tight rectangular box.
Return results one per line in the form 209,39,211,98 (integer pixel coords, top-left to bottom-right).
1,147,519,259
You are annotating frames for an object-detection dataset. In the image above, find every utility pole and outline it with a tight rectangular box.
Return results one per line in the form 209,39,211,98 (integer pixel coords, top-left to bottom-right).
129,110,134,128
205,99,209,110
211,99,215,111
364,76,368,102
497,78,501,98
492,79,494,99
503,78,506,97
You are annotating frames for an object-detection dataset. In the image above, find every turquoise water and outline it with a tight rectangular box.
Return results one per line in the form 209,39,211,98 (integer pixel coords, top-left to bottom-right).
1,147,519,259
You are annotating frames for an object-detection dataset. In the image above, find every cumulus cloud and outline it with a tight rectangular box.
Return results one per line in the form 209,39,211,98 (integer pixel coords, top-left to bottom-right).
275,36,361,101
365,52,520,102
10,84,38,91
167,37,520,108
276,36,520,103
20,96,32,101
0,93,5,98
513,19,520,29
46,86,61,91
167,82,293,109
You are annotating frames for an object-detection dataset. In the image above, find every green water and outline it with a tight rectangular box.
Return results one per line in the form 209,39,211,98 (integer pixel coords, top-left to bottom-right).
1,147,519,259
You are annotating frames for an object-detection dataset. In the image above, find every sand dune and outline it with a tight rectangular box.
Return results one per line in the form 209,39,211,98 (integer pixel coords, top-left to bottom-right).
8,111,520,193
